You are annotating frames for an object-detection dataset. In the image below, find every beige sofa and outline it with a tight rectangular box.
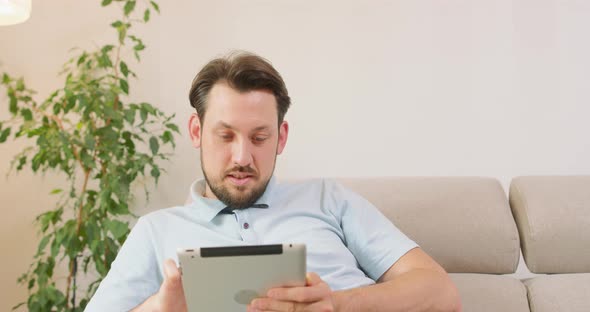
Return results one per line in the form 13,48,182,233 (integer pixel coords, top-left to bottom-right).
338,176,590,312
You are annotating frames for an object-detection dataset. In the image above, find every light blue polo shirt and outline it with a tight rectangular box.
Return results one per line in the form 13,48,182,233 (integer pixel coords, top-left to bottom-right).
86,177,418,311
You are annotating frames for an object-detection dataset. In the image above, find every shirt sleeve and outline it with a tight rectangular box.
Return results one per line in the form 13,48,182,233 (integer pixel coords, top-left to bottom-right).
85,217,161,312
328,180,419,281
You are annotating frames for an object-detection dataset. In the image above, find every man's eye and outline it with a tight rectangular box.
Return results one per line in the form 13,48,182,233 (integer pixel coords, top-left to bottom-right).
219,134,232,140
253,136,267,142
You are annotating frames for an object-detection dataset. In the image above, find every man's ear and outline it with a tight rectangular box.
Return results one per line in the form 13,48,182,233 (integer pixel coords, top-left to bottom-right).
188,112,202,149
276,120,289,155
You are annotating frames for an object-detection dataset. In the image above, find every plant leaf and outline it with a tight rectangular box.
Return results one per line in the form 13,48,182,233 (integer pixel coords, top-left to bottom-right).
117,24,128,44
101,0,112,6
124,1,136,16
124,109,136,125
150,166,160,181
16,156,26,171
16,78,25,91
21,108,33,121
133,41,145,51
139,107,148,124
97,52,113,68
105,220,128,239
143,9,150,22
9,94,17,114
0,128,11,143
120,61,129,78
38,235,50,254
111,20,123,28
149,136,159,155
119,79,129,94
77,52,88,66
161,130,172,143
150,1,160,13
165,123,180,133
101,45,114,53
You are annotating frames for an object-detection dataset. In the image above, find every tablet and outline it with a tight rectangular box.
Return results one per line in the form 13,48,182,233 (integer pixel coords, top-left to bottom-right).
177,243,306,311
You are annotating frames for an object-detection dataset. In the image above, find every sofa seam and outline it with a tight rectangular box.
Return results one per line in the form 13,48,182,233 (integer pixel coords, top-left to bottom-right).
511,179,536,272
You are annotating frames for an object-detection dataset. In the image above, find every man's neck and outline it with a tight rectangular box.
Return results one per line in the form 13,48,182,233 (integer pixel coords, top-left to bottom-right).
203,184,218,200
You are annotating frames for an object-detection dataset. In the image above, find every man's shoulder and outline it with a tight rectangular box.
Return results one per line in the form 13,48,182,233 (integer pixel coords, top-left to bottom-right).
276,177,344,191
274,177,358,206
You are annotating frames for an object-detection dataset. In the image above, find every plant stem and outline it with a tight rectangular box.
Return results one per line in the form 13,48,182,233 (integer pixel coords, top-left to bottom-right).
104,240,109,276
65,258,74,309
66,168,92,308
76,169,91,235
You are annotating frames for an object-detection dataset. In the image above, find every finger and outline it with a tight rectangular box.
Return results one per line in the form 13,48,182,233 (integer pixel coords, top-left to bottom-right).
306,272,322,286
249,298,297,312
267,282,330,303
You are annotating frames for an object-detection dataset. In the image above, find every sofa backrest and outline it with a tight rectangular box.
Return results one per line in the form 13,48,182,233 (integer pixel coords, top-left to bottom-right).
338,177,520,274
509,176,590,274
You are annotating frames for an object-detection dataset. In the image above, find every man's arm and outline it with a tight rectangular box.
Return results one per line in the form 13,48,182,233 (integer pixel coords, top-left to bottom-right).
332,247,461,312
249,248,461,312
84,218,162,311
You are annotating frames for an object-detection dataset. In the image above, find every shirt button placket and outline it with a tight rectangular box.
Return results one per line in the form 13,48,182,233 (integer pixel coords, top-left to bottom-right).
234,211,257,243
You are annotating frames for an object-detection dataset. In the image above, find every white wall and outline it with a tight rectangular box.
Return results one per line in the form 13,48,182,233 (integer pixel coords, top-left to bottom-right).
1,0,589,310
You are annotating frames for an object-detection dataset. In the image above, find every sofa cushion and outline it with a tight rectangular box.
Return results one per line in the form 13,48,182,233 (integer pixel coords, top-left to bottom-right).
525,274,590,312
338,177,520,273
450,273,530,312
509,176,590,273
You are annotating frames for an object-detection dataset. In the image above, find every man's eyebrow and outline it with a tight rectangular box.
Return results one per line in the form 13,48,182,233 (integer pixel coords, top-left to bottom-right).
251,125,271,132
214,122,272,133
215,121,234,130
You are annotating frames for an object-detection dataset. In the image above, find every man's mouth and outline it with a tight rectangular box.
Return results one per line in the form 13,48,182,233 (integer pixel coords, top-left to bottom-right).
226,173,254,186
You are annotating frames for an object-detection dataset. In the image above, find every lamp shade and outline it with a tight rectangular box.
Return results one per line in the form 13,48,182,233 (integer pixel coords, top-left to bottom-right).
0,0,31,26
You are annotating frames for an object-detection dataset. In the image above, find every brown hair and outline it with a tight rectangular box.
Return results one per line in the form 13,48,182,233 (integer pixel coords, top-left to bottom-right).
188,51,291,125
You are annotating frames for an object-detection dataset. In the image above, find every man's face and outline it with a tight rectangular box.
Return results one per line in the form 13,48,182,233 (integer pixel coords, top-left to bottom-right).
188,82,289,209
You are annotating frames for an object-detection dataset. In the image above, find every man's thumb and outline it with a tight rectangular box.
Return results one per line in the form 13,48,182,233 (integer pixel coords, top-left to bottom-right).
163,258,180,281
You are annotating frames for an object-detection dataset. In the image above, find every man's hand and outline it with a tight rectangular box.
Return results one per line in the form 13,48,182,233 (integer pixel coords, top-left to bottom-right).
156,259,188,311
247,272,333,312
131,258,187,312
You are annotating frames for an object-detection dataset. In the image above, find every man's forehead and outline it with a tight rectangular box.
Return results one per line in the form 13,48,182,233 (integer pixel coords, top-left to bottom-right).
203,83,279,129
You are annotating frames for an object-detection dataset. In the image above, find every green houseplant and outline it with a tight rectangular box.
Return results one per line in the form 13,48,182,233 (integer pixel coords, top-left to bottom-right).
0,1,178,311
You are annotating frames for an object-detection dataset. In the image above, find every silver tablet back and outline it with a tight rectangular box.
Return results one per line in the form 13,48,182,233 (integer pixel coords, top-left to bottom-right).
178,243,306,312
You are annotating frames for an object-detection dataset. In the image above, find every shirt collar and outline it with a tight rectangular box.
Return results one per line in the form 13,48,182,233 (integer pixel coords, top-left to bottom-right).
188,175,277,223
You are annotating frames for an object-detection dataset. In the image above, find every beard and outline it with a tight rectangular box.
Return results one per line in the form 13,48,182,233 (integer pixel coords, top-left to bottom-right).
201,150,275,210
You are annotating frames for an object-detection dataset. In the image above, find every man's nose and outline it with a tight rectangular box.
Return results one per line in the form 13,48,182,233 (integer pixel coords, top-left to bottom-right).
231,140,253,167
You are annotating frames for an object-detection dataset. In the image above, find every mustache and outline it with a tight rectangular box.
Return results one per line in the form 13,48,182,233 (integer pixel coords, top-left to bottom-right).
225,165,257,176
